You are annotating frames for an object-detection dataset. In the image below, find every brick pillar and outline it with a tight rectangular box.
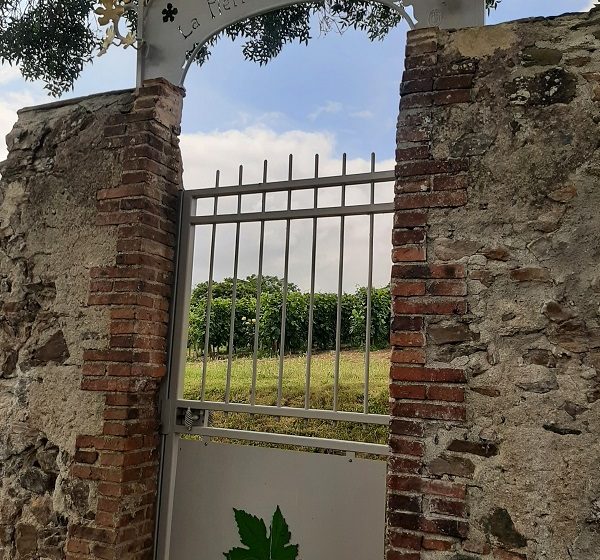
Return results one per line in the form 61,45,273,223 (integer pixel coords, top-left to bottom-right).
66,79,184,560
386,28,475,559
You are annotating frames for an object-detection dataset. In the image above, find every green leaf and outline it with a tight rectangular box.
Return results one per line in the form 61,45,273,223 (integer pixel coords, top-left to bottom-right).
269,507,291,553
224,547,260,560
225,507,299,560
233,509,269,557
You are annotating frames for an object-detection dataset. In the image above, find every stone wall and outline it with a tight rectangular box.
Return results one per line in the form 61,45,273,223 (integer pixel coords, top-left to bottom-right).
388,8,600,560
0,80,183,560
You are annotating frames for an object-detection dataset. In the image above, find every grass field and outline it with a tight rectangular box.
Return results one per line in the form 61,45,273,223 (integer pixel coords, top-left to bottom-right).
183,350,390,445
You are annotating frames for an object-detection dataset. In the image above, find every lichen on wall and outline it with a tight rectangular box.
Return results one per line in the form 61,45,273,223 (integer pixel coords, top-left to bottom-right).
0,91,134,559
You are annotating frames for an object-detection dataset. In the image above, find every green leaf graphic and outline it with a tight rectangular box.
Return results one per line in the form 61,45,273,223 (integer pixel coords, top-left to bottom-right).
224,507,299,560
269,507,298,560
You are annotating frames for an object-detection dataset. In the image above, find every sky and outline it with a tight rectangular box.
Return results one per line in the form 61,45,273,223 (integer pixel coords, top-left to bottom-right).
0,0,596,293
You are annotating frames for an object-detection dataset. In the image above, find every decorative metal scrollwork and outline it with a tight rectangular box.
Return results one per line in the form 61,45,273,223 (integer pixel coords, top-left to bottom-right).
95,0,137,56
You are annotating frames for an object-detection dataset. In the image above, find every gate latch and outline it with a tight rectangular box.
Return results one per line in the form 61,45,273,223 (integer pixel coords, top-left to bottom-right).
177,407,205,431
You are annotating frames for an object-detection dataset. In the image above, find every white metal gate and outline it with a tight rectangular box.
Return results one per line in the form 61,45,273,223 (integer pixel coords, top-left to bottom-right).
156,154,395,560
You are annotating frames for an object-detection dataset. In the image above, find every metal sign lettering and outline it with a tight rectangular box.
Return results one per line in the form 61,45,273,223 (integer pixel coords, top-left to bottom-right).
136,0,484,86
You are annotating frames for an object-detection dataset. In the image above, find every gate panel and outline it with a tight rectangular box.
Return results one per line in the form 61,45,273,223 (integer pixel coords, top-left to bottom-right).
170,441,386,559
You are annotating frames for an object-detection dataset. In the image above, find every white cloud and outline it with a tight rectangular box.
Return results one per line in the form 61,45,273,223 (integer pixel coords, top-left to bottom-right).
0,66,21,85
350,110,374,119
0,90,39,162
585,0,599,9
308,101,343,121
180,125,395,294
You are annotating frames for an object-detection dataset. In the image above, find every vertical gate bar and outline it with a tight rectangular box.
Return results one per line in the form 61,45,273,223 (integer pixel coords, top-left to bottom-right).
251,160,268,405
364,152,376,415
277,154,293,407
225,165,243,404
154,191,195,560
333,154,347,412
200,171,220,401
305,154,319,410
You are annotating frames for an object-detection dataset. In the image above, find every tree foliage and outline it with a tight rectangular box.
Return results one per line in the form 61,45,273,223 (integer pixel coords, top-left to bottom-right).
187,275,391,357
0,0,499,96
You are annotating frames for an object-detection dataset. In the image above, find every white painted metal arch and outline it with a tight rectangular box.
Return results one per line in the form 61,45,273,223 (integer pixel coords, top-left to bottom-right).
137,0,485,86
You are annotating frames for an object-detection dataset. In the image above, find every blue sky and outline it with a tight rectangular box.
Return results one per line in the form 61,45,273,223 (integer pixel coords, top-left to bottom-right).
0,0,595,290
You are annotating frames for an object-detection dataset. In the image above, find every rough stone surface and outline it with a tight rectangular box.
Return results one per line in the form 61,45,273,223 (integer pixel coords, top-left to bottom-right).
390,8,600,560
429,9,600,560
0,93,130,559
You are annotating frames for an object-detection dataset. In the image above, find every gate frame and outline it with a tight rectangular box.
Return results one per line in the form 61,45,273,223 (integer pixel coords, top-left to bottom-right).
155,161,396,560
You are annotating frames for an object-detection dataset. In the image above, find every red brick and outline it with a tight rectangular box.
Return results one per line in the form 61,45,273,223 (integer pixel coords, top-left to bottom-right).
97,184,149,200
66,538,91,554
81,378,137,392
395,190,467,210
430,497,466,518
423,479,466,499
397,126,431,143
401,78,434,95
391,316,424,331
434,74,474,90
393,298,467,315
390,366,466,383
110,334,134,349
386,551,420,560
395,178,430,194
104,407,140,421
396,159,468,179
434,89,472,105
395,146,431,161
83,349,134,362
427,386,465,403
388,531,422,550
394,210,428,228
387,475,422,492
388,511,422,531
392,263,465,279
391,402,466,422
392,246,426,262
90,279,114,293
105,393,150,406
421,537,455,551
430,263,466,279
428,280,467,297
403,66,436,81
88,292,139,306
104,124,127,137
390,331,425,347
390,419,425,438
82,363,106,376
391,281,426,297
405,53,437,69
389,436,425,457
391,348,426,364
388,456,422,474
420,517,468,539
74,450,99,464
388,493,422,512
433,174,468,191
392,264,429,279
400,92,433,109
405,37,437,56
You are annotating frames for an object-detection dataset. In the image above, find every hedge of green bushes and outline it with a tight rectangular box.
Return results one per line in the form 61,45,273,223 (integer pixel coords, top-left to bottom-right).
187,275,391,357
